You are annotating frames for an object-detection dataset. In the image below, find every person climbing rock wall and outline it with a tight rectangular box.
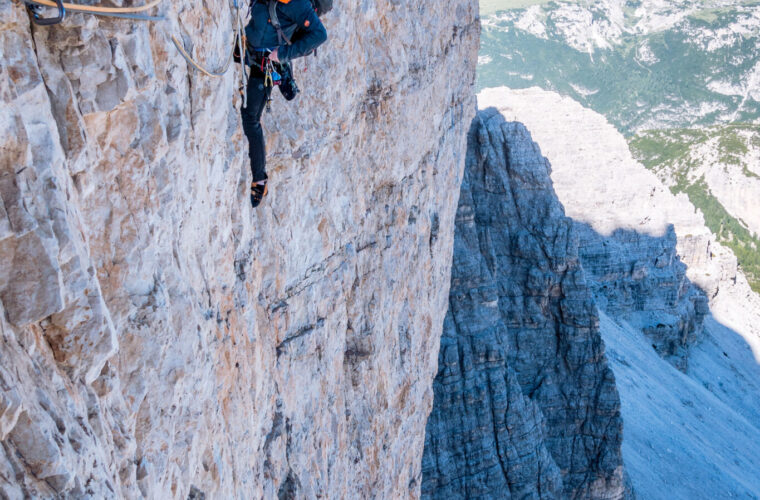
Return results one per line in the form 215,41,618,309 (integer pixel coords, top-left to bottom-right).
240,0,328,208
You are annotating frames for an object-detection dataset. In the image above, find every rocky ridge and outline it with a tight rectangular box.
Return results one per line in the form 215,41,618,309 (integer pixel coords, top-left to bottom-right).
0,0,478,497
422,109,627,499
480,87,755,362
422,85,760,499
480,86,760,498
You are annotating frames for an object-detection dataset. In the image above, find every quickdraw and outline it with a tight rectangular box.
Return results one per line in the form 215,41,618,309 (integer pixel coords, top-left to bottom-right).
24,0,64,25
260,54,282,112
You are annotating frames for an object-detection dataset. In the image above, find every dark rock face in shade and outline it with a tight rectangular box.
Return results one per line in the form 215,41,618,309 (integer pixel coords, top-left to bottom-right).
422,109,628,499
572,223,709,370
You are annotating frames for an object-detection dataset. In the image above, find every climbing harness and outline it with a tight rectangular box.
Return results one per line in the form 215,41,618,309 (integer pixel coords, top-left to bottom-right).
18,0,248,106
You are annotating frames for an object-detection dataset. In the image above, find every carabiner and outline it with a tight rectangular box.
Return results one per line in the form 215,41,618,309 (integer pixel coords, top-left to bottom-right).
25,0,65,26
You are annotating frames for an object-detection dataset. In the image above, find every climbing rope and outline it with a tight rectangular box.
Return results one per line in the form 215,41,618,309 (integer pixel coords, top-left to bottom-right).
20,0,248,104
25,0,162,15
25,0,164,21
234,0,248,107
171,34,234,78
169,0,248,105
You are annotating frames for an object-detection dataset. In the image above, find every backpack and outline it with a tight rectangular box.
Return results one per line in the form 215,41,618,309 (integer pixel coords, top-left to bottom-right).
264,0,332,17
310,0,332,16
268,0,331,46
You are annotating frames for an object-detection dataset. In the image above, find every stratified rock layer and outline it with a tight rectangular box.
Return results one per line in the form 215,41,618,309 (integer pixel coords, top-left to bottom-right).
0,1,478,497
422,109,627,499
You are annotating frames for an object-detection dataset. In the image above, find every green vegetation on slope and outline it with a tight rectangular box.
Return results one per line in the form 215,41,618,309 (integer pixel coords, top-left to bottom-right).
478,5,760,133
630,128,760,292
479,1,760,293
628,128,709,171
630,124,758,171
682,179,760,293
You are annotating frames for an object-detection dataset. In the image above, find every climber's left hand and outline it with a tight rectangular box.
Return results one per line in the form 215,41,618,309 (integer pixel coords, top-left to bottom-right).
269,48,280,63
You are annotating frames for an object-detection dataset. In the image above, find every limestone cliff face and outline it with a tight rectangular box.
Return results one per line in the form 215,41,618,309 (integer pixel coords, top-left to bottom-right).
422,109,627,499
0,1,478,497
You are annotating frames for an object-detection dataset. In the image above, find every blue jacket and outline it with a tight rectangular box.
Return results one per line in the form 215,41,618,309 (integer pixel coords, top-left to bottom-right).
245,0,328,62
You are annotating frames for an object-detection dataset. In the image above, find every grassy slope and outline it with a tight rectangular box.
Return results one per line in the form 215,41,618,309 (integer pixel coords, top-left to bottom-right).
629,125,760,292
478,6,760,133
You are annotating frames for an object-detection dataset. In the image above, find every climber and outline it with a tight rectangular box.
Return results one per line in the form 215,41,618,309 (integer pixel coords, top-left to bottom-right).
239,0,328,208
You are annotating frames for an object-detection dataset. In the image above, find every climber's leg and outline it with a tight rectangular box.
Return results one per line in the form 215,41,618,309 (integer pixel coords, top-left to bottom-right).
241,77,270,184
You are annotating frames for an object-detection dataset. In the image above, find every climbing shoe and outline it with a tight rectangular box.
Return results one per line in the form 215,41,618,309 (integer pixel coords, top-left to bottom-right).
250,181,268,208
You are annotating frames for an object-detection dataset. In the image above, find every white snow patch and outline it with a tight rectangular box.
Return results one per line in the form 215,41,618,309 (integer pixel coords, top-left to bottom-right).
569,82,599,96
514,5,548,39
478,55,493,66
636,41,659,65
689,10,760,52
707,79,744,96
505,71,534,80
481,10,522,31
549,3,624,52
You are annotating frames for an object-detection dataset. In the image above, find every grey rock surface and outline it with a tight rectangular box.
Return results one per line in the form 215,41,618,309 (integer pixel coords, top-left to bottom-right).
479,87,735,370
422,109,627,499
573,223,709,369
478,86,760,499
0,0,479,497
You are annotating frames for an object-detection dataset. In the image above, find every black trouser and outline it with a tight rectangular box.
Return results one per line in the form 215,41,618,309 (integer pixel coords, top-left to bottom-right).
241,69,271,183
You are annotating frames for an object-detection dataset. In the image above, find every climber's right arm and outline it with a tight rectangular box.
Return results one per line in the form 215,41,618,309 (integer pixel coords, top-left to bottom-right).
276,2,328,63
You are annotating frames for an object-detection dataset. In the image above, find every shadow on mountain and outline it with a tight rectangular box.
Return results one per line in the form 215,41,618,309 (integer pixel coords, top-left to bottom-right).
573,221,709,371
420,108,760,500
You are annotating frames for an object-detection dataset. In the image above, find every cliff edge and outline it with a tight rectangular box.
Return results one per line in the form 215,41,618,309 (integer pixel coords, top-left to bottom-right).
0,1,478,497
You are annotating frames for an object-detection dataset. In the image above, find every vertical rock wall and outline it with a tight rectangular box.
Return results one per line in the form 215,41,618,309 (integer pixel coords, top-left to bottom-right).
422,109,627,499
0,0,478,497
